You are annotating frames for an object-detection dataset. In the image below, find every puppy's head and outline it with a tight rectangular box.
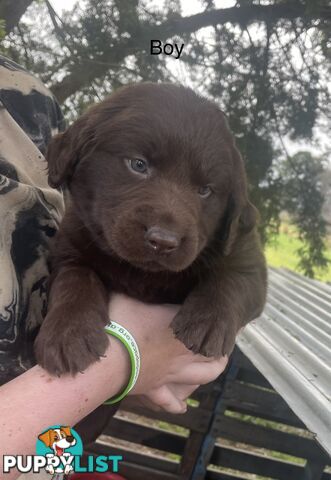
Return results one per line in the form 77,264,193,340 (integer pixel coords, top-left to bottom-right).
47,83,256,271
38,426,75,450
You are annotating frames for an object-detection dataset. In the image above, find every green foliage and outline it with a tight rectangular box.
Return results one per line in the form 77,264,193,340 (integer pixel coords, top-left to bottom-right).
279,152,329,277
266,223,331,282
0,19,5,41
2,0,330,276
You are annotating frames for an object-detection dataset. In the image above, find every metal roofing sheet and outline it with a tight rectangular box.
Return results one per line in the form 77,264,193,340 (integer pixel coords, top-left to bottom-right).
237,268,331,456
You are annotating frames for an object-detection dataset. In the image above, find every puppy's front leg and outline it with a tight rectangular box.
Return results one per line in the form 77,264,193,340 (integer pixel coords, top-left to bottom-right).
171,251,267,357
35,265,109,375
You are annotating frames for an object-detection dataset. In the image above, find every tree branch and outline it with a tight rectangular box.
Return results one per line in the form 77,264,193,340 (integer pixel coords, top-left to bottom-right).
0,0,34,35
51,2,331,103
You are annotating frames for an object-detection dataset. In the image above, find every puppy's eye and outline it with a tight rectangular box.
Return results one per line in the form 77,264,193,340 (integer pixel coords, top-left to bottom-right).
198,185,212,198
127,157,149,175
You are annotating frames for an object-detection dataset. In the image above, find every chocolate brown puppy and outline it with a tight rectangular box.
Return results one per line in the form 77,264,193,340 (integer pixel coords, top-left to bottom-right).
34,83,267,375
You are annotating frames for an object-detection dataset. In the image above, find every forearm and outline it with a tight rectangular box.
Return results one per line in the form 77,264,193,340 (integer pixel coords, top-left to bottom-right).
0,294,228,480
0,338,128,472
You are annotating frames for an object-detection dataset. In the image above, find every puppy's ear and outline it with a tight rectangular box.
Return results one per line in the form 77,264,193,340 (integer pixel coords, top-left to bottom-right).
47,116,91,188
47,131,75,188
38,429,52,447
222,145,257,256
61,426,72,437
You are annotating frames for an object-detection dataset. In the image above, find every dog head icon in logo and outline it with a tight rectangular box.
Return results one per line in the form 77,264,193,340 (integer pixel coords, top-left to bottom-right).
37,425,83,475
38,426,76,455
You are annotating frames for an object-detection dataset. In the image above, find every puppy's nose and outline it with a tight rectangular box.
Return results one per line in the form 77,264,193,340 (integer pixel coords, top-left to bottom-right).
145,226,180,253
66,435,74,443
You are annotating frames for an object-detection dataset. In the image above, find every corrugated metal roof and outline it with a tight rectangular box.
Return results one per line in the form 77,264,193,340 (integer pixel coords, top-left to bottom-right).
237,267,331,456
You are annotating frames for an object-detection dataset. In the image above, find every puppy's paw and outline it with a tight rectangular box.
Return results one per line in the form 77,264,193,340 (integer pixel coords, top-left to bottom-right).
34,309,109,375
171,306,236,357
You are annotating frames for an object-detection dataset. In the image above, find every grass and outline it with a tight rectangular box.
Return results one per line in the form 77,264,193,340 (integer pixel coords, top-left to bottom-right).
265,223,331,283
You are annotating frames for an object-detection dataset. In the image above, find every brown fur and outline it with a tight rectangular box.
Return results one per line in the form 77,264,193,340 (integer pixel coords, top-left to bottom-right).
34,83,267,375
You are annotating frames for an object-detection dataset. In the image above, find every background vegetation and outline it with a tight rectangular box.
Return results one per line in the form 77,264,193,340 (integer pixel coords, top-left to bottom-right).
1,0,330,279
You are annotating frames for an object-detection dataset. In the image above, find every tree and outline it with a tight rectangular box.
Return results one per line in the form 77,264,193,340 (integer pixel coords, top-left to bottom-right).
0,0,34,35
1,0,330,277
281,151,328,277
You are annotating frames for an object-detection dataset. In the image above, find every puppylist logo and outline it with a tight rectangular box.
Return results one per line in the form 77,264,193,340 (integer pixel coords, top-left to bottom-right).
3,425,122,475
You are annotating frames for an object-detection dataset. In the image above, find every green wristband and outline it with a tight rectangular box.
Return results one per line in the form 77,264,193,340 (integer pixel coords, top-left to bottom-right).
104,321,141,405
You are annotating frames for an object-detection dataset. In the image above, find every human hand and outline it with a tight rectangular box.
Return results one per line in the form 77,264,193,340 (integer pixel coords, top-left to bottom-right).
108,294,228,413
124,383,200,414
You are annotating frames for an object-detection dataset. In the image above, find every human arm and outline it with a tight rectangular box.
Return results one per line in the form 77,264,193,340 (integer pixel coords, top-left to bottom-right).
0,293,228,478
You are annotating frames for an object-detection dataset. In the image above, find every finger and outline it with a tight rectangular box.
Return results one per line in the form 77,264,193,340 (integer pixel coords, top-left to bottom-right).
168,383,200,401
192,353,229,363
171,345,211,362
134,395,162,412
170,358,228,385
146,386,187,414
131,385,199,412
174,347,228,365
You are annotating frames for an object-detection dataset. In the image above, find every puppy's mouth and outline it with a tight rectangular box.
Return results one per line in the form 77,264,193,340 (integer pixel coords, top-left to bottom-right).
110,241,198,273
129,257,181,272
132,259,168,272
55,446,64,456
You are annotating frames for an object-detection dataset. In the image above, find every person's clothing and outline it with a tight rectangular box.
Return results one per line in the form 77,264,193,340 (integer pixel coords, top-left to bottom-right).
0,55,65,385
